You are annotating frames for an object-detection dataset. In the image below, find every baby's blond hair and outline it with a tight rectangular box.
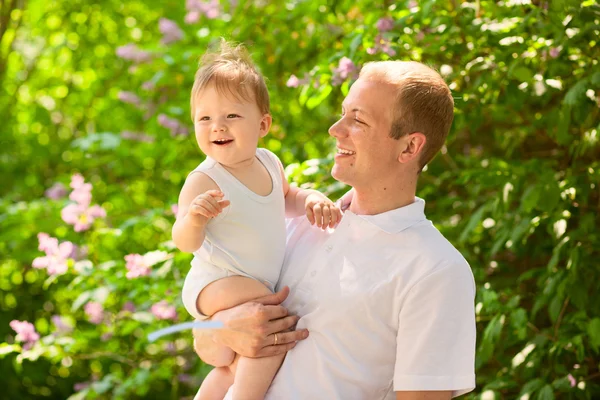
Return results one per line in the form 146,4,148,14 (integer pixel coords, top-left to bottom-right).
190,40,270,120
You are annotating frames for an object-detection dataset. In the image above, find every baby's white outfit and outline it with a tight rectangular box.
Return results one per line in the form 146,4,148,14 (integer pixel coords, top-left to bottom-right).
182,148,286,320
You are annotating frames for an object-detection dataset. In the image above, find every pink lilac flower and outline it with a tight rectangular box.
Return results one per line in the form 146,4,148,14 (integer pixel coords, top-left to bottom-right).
61,174,106,232
9,320,40,350
122,301,136,313
549,47,560,58
376,17,395,32
117,91,142,107
51,315,73,334
61,203,106,232
73,382,90,392
367,35,397,57
171,204,179,216
84,301,104,324
158,114,189,136
159,18,184,44
185,0,221,23
332,57,358,85
151,300,177,320
568,374,576,387
286,75,300,88
121,131,155,143
124,254,151,279
116,44,153,63
45,183,67,200
286,74,310,88
69,174,92,206
32,233,74,275
142,81,155,91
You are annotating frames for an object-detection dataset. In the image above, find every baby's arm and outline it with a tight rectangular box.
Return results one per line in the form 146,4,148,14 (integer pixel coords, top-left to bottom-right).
172,172,230,253
277,161,342,229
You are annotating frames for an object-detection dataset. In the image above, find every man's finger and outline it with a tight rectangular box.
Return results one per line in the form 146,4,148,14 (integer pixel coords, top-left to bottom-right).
255,286,290,306
306,207,315,225
257,341,297,358
273,329,309,345
313,204,323,228
266,315,300,336
322,206,331,230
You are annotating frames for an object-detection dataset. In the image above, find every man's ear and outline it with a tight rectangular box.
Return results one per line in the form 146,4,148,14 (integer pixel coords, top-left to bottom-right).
259,114,272,138
398,132,426,164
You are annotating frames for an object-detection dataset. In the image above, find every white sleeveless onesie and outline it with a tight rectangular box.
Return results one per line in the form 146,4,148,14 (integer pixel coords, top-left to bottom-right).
181,148,287,320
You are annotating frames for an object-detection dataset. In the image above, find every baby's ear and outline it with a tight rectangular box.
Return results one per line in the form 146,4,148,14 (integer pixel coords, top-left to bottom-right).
260,113,272,137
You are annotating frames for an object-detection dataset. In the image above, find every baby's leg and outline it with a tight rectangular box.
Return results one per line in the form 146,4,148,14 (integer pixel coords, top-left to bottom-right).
195,367,233,400
197,276,283,400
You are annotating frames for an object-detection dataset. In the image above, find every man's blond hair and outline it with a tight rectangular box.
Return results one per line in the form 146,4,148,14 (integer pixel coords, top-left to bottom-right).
359,61,454,169
190,40,270,119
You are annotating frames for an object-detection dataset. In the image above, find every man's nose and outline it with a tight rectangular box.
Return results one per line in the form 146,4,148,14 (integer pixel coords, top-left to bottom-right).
328,119,346,138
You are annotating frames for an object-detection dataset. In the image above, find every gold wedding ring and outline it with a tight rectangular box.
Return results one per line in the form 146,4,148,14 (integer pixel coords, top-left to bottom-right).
273,333,278,346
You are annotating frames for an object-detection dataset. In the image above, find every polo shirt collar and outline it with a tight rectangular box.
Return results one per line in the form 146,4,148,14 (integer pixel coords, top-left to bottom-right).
339,195,427,234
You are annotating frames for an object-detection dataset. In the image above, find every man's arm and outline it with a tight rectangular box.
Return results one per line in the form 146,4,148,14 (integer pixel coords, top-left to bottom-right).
396,391,452,400
193,287,309,364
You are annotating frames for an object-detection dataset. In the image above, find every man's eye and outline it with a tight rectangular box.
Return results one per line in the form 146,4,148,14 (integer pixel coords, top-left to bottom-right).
354,118,365,125
227,114,240,118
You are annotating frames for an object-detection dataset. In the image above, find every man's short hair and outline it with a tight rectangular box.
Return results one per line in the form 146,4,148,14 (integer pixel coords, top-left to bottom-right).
190,39,270,119
359,61,454,169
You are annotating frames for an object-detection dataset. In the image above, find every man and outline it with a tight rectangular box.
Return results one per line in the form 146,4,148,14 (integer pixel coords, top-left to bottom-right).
190,60,476,399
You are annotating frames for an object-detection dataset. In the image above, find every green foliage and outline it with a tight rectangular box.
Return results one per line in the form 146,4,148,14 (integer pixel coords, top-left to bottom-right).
1,0,599,398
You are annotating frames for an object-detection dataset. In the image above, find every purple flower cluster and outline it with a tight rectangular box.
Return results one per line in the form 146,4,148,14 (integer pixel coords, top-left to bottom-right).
332,57,358,85
286,74,310,88
185,0,221,24
367,18,397,56
61,174,106,232
45,182,67,200
158,114,189,136
159,18,184,45
116,44,153,63
117,91,142,107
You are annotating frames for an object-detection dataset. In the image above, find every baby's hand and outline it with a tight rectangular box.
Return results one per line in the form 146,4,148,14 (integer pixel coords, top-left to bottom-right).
305,193,342,230
186,190,230,226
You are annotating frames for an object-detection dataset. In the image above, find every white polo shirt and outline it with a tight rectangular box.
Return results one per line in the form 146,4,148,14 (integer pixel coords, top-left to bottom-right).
261,197,476,399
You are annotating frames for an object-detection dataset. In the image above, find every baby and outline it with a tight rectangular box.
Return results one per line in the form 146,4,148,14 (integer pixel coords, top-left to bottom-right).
172,40,341,400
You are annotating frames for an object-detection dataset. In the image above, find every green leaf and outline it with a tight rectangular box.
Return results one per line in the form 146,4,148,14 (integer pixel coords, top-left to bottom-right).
519,378,544,397
0,343,21,358
563,78,589,106
305,84,332,109
71,290,92,312
536,385,555,400
459,204,487,243
511,66,534,82
588,318,600,352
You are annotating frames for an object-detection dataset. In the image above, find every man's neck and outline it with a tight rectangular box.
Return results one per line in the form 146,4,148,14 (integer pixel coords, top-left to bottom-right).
348,185,416,215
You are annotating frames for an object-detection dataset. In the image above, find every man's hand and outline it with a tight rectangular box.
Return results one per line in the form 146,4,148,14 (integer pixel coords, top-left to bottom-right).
305,192,342,230
193,287,309,360
186,190,230,226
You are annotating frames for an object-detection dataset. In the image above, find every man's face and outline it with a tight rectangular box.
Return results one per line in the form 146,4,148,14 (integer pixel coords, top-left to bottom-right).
328,78,401,189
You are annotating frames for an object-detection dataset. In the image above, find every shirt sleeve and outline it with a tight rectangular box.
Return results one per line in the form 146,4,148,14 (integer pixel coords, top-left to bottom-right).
394,261,476,397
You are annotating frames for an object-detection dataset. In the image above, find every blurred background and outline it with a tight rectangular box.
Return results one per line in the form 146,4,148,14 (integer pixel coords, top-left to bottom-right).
1,0,599,398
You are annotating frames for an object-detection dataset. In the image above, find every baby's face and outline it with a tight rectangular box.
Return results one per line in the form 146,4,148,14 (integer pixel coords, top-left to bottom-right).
193,85,270,168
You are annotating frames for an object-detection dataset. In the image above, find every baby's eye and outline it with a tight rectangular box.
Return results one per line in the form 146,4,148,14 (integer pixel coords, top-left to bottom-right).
199,116,210,121
227,114,240,119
